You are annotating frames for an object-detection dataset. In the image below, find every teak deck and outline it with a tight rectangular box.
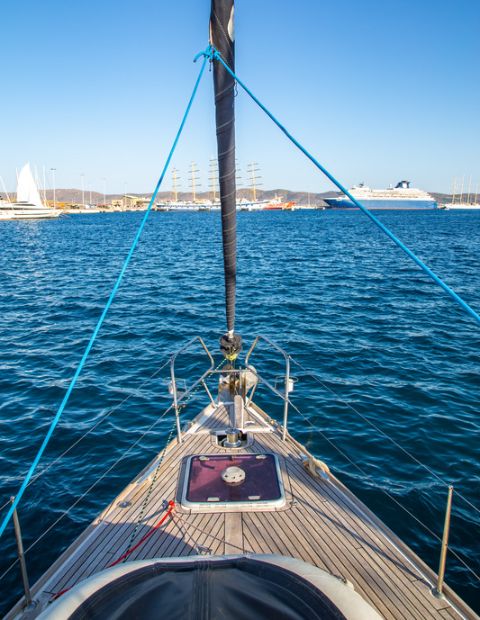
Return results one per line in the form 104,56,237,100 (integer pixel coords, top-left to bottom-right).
8,399,478,619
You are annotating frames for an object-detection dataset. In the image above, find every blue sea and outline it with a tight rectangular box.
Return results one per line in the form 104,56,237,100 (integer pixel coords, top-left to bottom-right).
0,209,479,614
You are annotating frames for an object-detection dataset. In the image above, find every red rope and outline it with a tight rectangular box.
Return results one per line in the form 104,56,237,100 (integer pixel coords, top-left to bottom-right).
51,500,175,601
108,500,175,567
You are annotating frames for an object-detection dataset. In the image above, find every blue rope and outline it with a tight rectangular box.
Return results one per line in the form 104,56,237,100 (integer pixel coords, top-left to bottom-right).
0,51,209,539
206,47,480,328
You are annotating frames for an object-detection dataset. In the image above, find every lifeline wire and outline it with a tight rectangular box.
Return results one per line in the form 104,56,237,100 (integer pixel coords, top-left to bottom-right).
287,397,480,583
0,354,222,585
289,355,480,519
0,51,210,540
0,402,174,585
0,364,209,585
204,46,480,328
0,357,171,517
246,366,479,583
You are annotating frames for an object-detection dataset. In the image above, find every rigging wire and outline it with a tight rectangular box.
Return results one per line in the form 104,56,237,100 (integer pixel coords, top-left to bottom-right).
0,51,210,540
238,363,479,582
0,400,175,584
0,355,221,585
204,46,480,329
289,355,480,519
287,396,480,584
119,422,176,563
246,366,479,583
0,358,171,516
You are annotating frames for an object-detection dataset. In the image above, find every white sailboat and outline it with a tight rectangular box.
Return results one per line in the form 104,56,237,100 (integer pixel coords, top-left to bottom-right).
0,163,61,220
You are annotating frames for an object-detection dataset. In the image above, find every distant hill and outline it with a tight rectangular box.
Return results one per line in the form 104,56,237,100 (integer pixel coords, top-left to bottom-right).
40,187,346,206
38,188,454,206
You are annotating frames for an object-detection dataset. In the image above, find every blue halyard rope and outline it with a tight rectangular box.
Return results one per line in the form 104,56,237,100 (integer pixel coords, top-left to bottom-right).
202,46,480,328
0,51,209,539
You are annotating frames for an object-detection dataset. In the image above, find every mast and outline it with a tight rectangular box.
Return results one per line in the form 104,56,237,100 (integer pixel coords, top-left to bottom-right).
189,161,200,203
42,166,47,204
247,161,260,202
247,162,261,202
210,0,241,359
172,167,180,202
209,157,219,202
0,176,12,203
235,160,242,190
459,175,464,204
81,173,85,207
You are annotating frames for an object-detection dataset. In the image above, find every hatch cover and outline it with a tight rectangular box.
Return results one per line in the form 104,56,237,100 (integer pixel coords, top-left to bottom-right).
180,453,285,511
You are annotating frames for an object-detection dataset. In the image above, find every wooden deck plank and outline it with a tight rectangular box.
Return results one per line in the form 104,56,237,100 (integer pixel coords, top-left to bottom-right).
224,513,243,555
261,433,441,620
247,430,462,620
10,399,476,620
241,516,274,555
47,431,212,593
268,502,400,620
281,457,442,618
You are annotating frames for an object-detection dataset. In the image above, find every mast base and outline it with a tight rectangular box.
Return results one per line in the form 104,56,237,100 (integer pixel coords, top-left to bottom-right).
220,332,242,361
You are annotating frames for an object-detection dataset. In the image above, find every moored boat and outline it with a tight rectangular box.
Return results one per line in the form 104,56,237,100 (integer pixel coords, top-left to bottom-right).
0,164,61,221
443,202,480,210
263,196,296,210
325,180,437,210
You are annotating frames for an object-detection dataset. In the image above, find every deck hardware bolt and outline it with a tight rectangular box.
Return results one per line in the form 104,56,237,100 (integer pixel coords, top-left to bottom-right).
197,545,211,555
433,485,453,598
10,497,33,608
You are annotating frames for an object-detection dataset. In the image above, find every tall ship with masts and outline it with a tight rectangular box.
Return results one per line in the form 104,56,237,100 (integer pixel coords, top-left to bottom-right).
1,2,479,619
442,177,480,210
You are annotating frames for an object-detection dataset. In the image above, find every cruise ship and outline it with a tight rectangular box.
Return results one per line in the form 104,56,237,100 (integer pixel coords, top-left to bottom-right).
324,180,437,210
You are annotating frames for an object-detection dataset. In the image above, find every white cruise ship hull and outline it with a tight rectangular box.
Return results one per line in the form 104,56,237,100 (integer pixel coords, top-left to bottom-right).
325,197,437,210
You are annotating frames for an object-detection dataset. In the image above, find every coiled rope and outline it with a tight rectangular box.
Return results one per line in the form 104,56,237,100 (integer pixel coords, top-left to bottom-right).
201,46,480,328
0,50,210,540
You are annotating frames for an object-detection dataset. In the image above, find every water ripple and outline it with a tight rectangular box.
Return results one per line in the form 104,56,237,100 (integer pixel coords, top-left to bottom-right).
0,210,479,613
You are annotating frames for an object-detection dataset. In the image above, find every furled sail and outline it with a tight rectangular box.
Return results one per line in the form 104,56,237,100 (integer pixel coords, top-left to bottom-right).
210,0,241,359
16,163,44,207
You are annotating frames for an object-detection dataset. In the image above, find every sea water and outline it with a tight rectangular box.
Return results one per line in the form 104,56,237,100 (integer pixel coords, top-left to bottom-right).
0,209,479,613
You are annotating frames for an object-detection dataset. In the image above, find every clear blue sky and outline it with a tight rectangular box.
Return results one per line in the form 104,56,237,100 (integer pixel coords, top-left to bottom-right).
2,0,479,195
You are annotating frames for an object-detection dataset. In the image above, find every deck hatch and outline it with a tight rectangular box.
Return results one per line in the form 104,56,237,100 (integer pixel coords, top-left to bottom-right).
181,453,285,511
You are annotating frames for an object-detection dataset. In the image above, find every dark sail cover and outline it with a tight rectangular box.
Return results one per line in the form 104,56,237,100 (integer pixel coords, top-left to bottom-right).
210,0,238,344
65,558,350,620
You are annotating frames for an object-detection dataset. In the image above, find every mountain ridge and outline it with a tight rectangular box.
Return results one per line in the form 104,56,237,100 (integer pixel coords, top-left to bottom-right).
19,188,454,206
